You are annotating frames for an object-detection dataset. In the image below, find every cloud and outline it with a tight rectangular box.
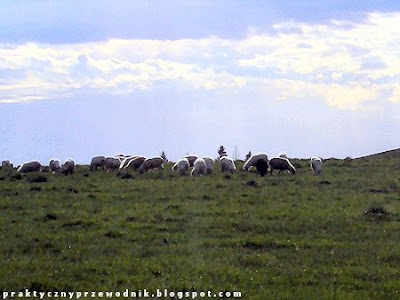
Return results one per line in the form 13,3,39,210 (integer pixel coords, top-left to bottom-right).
389,84,400,103
0,12,400,110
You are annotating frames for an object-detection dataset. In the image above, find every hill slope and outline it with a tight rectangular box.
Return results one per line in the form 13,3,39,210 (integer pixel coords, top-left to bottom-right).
357,148,400,160
0,160,399,299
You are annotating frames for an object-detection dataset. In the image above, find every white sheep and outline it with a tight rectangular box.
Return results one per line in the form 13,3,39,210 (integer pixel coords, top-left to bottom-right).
172,158,190,175
90,156,105,171
191,158,207,176
279,152,288,159
119,156,136,169
269,157,296,175
17,161,42,173
138,156,165,173
104,156,121,172
243,153,268,171
61,158,75,175
116,154,130,160
203,156,214,174
221,156,236,174
1,160,13,169
49,159,61,174
124,156,146,171
310,157,323,175
183,155,198,167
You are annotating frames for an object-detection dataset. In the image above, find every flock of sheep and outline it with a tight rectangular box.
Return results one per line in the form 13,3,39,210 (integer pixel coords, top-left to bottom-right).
1,153,323,177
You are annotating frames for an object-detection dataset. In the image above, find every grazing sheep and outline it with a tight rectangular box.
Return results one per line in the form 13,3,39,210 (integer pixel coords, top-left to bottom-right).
49,159,61,173
17,161,42,173
191,158,207,176
138,156,165,174
269,157,296,175
1,160,13,168
243,153,268,171
279,152,288,159
104,156,121,172
41,166,50,173
183,155,198,167
172,158,190,175
125,156,146,171
256,159,268,177
90,156,105,171
61,159,75,175
116,154,129,160
119,156,136,169
203,156,214,174
221,156,236,174
310,157,323,175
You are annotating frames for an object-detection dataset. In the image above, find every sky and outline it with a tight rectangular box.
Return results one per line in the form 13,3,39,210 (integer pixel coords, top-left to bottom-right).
1,0,400,165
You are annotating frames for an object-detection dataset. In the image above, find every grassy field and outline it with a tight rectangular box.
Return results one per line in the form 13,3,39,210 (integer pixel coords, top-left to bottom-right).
0,155,400,299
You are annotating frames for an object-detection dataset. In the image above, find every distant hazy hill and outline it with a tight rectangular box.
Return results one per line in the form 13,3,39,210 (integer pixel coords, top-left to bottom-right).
357,148,400,160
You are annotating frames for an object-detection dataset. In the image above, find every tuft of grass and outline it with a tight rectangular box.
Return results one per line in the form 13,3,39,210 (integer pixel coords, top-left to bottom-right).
104,231,124,238
27,173,48,183
245,179,258,187
30,186,42,192
44,214,57,221
11,173,23,181
364,204,396,222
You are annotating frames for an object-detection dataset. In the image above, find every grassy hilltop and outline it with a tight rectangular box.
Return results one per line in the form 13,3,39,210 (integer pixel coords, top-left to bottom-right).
0,154,400,299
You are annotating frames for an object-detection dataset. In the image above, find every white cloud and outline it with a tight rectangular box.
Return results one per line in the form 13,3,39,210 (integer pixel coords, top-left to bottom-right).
1,12,400,110
389,84,400,103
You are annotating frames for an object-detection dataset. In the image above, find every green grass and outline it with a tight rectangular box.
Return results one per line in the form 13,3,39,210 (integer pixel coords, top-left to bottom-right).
0,157,400,299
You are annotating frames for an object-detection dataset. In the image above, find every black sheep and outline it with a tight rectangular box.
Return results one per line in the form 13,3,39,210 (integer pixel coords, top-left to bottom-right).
256,159,268,177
